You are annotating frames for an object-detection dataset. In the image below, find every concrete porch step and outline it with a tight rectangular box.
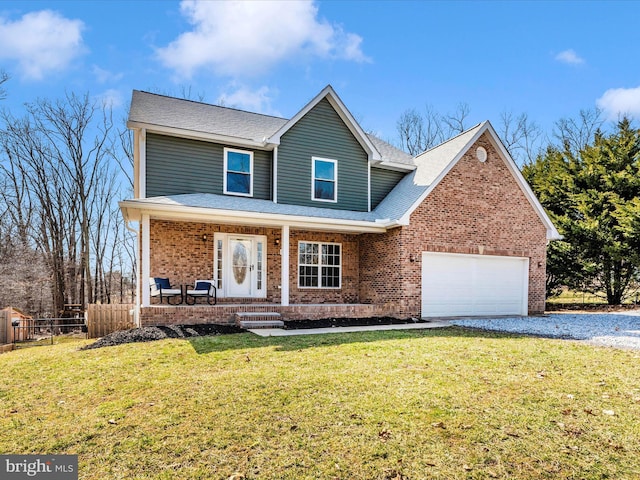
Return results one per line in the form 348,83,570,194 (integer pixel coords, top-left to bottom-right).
235,311,284,329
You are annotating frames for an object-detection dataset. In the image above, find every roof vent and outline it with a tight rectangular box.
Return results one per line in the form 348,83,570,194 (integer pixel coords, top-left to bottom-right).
476,147,487,163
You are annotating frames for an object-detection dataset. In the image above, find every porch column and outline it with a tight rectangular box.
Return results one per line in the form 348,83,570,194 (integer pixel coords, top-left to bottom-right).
141,214,150,307
281,225,290,306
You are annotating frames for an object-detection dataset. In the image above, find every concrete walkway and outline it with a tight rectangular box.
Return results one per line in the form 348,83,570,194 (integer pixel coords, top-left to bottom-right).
248,320,451,337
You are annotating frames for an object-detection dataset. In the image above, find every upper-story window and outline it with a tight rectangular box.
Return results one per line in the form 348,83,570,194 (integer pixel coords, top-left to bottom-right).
224,148,253,196
312,157,337,202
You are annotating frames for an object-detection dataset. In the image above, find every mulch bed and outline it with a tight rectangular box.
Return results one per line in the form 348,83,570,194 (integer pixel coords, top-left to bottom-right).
81,324,243,350
82,317,420,349
284,316,420,330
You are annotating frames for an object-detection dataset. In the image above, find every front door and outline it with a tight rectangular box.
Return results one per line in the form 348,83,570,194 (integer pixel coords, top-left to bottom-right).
222,235,266,298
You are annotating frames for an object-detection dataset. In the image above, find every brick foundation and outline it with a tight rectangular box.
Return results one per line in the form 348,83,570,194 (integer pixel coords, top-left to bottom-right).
140,303,396,327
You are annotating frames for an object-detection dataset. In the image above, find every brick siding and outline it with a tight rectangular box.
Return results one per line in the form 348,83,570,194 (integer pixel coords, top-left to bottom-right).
149,222,361,305
360,132,548,316
149,221,282,302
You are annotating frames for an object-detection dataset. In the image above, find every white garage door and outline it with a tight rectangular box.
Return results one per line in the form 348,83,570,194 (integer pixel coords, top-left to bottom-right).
421,252,529,317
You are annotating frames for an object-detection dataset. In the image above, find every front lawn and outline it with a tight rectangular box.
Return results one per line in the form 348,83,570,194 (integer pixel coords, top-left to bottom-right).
1,328,640,479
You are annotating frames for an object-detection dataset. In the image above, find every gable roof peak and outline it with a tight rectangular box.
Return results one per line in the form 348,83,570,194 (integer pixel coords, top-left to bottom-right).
376,119,560,240
267,85,382,161
414,121,486,160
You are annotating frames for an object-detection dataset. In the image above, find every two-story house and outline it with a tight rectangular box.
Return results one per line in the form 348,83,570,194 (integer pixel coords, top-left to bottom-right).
120,85,560,327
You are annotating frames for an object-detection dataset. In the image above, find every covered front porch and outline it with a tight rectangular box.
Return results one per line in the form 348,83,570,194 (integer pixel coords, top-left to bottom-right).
120,195,401,327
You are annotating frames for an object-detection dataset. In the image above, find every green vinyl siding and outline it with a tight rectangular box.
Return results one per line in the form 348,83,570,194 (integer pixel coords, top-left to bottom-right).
371,168,406,209
145,133,271,199
277,98,369,211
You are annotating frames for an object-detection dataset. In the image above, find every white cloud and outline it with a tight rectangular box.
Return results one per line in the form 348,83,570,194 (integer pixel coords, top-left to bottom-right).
217,85,281,116
156,0,370,79
596,86,640,120
0,10,85,80
92,65,124,84
555,49,585,66
95,89,125,110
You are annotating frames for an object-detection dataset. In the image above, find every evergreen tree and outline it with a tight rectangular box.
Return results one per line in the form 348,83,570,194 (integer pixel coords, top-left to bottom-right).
523,118,640,304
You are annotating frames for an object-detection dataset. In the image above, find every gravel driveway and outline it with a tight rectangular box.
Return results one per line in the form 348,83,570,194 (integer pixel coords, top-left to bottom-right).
450,311,640,350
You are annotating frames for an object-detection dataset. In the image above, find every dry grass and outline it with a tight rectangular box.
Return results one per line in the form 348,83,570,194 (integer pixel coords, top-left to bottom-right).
546,288,640,306
546,289,605,305
2,327,640,479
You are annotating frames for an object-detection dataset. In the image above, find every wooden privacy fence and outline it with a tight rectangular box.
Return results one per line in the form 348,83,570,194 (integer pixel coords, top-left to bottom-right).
0,308,8,345
87,304,136,338
1,307,33,345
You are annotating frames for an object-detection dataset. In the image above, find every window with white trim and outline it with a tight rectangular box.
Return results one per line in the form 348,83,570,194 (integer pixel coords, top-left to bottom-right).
224,148,253,196
312,157,337,202
216,238,223,290
298,241,341,288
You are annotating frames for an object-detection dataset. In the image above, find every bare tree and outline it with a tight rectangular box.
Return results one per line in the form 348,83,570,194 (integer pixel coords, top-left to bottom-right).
553,107,604,155
397,108,428,156
111,116,137,303
396,103,471,155
0,92,127,315
111,117,134,191
396,101,546,166
30,93,116,309
1,114,70,313
441,102,471,136
0,70,9,100
499,111,543,165
147,85,207,102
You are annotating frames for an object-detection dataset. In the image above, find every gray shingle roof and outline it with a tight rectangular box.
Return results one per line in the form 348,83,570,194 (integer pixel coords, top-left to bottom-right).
127,193,380,222
128,91,288,143
367,134,414,167
128,90,412,165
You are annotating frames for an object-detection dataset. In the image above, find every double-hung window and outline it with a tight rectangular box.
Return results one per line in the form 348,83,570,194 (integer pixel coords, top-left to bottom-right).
224,148,253,196
298,241,341,288
312,157,337,202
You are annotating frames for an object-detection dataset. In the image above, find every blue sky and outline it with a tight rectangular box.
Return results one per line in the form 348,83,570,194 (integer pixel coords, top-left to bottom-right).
0,0,639,148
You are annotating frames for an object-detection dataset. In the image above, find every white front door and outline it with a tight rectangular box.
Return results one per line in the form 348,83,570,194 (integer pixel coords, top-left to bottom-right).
218,235,266,298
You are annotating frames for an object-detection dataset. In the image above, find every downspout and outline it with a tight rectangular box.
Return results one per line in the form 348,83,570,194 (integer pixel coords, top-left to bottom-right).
125,221,138,236
367,155,371,212
273,146,278,203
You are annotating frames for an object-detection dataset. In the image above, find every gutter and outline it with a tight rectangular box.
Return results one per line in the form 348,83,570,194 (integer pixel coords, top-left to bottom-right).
118,200,398,234
126,121,272,150
371,160,416,172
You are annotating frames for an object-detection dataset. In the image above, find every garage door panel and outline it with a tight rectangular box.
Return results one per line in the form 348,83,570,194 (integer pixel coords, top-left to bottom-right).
421,253,528,317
